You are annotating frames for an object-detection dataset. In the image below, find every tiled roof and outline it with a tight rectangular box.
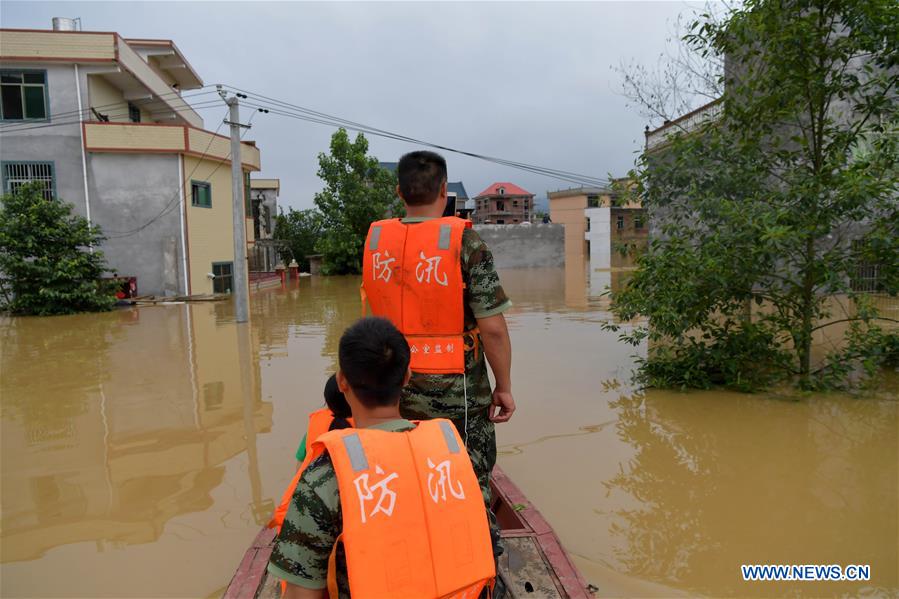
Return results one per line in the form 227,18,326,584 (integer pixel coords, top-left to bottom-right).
475,182,533,198
447,181,468,199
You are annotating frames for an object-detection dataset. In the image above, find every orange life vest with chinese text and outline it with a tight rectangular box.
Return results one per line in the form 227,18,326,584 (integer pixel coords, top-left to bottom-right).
361,217,471,374
315,419,495,599
268,408,340,532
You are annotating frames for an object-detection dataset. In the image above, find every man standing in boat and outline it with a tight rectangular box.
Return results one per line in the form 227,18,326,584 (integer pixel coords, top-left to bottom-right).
361,150,516,547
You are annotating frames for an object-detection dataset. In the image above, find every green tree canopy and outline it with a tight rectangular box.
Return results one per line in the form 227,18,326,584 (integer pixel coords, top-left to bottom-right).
0,183,116,315
611,0,899,390
273,207,323,271
313,129,401,275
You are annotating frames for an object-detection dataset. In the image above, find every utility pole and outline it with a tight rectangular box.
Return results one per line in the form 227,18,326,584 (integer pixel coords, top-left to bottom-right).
226,95,250,323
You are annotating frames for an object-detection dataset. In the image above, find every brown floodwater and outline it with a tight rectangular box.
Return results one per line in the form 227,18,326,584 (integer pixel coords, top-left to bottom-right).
1,264,897,598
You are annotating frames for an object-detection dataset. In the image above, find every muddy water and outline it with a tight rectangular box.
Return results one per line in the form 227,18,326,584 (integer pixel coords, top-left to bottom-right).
1,266,896,598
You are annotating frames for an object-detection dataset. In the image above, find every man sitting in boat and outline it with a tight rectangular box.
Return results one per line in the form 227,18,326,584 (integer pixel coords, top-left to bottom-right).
267,317,495,598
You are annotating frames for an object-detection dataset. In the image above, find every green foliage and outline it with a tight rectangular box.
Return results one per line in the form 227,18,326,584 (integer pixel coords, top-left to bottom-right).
611,0,899,390
313,129,402,275
0,183,117,315
273,207,322,271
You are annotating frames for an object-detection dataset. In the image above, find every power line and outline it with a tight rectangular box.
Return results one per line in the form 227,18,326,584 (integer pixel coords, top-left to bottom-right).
0,99,226,134
105,108,232,237
221,84,612,188
106,106,263,239
0,87,219,129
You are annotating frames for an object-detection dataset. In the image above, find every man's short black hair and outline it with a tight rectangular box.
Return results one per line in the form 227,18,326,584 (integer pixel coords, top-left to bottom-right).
397,151,447,206
338,317,410,407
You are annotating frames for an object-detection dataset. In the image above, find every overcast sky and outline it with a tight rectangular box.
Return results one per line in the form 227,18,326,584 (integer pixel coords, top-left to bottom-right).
5,1,703,211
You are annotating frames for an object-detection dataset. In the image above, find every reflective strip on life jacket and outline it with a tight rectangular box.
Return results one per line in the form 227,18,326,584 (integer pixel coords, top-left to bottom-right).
361,217,472,374
268,408,338,532
316,420,495,598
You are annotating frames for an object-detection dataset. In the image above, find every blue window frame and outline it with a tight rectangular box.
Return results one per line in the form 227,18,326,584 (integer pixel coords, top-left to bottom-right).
1,70,49,122
1,161,56,199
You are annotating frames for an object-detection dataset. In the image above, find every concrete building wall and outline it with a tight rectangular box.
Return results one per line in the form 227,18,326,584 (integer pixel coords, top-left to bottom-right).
549,194,588,256
184,155,241,295
473,224,564,269
87,152,185,296
0,63,86,215
87,75,151,123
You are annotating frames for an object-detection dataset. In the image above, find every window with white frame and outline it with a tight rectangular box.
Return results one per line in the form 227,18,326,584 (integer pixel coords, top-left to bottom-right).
2,162,55,199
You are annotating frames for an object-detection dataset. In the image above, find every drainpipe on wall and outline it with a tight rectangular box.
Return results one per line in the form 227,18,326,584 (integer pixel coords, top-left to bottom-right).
177,156,190,294
74,64,93,249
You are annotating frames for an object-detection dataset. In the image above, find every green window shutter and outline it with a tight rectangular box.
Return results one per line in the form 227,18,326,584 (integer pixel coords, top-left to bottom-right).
23,86,46,119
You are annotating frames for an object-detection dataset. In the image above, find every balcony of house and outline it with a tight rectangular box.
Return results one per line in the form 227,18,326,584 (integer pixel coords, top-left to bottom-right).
644,98,723,151
82,121,261,171
0,29,202,128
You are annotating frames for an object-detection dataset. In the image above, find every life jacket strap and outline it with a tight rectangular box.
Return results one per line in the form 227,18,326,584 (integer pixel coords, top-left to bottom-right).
327,532,343,599
463,327,480,363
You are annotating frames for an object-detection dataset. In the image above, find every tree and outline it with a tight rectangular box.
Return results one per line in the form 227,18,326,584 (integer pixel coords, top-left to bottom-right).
0,183,117,315
273,207,323,271
313,129,402,275
610,0,899,390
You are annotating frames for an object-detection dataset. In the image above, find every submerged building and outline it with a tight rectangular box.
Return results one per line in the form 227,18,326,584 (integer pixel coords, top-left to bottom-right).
547,182,646,269
0,20,263,296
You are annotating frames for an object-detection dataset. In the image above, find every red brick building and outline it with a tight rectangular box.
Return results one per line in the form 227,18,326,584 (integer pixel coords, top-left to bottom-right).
473,182,534,224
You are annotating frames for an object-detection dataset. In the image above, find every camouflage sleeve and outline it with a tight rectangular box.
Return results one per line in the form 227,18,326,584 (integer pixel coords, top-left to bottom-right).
267,453,341,589
462,228,512,319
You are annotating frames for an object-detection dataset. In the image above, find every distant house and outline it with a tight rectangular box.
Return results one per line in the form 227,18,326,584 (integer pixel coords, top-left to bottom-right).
473,182,534,225
447,181,473,219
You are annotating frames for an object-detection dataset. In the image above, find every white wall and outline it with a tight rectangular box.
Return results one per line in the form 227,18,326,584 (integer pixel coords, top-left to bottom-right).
585,207,611,269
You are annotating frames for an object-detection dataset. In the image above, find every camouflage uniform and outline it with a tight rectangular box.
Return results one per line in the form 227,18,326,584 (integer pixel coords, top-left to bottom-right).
398,219,511,543
266,420,407,596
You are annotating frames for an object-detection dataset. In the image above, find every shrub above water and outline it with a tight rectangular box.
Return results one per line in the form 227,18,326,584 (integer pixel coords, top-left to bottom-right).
0,183,117,315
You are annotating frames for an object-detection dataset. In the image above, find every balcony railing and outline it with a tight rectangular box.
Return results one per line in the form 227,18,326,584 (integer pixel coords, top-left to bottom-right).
83,122,261,171
645,98,723,151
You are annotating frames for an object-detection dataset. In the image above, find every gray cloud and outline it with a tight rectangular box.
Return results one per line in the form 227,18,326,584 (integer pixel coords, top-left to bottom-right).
4,1,701,210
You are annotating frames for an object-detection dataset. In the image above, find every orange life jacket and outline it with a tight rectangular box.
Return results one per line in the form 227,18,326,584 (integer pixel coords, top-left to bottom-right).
268,408,340,532
361,217,472,375
315,419,495,598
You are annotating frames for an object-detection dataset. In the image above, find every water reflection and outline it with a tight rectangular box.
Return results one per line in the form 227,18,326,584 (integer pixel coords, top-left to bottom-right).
603,391,899,597
0,304,272,566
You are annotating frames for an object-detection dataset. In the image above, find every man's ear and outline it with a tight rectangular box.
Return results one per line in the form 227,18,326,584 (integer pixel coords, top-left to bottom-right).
395,185,404,200
336,370,351,394
403,366,412,387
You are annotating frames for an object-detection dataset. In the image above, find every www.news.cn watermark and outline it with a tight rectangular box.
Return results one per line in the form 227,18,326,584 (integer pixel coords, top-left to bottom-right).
742,564,871,582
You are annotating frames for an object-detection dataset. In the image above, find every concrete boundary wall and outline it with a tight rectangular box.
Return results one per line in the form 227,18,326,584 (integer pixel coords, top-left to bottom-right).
473,224,564,269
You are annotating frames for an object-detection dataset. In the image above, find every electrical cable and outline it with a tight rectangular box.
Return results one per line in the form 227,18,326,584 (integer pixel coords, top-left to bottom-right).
0,99,226,134
222,84,611,187
0,87,219,129
104,107,232,237
106,106,263,238
242,100,608,188
0,86,217,128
